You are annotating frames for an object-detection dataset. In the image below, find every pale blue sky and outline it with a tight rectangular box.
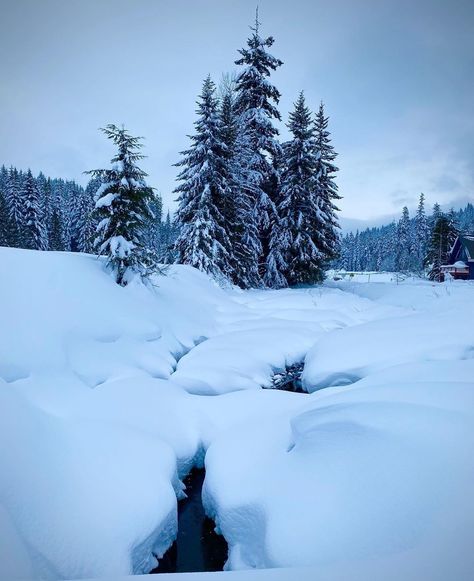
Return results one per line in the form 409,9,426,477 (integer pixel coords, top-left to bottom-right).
1,0,473,227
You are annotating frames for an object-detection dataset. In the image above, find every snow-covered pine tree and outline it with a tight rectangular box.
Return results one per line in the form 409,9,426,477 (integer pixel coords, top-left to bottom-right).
143,190,163,259
49,208,63,251
431,202,441,226
158,210,177,264
68,184,90,252
88,124,159,286
22,169,48,250
218,82,261,287
424,213,458,281
234,10,283,282
174,76,233,282
447,207,459,233
0,187,16,246
36,172,51,249
0,166,8,196
74,177,102,253
395,206,412,271
6,167,24,246
314,102,341,266
414,193,429,272
0,166,15,246
267,92,326,286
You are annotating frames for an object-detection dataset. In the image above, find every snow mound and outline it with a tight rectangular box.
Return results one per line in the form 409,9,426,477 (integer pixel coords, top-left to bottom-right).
303,285,474,391
204,363,474,577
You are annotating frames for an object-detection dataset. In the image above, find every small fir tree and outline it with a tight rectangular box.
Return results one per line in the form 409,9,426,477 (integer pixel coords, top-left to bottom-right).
88,124,159,286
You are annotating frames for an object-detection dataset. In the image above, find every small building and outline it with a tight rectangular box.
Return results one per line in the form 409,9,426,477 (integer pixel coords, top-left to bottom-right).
441,235,474,280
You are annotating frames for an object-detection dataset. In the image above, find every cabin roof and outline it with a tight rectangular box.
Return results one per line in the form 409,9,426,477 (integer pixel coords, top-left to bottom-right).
459,235,474,261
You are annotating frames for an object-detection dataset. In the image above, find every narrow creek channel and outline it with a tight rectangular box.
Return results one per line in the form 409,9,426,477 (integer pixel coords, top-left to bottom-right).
151,468,228,574
151,367,306,574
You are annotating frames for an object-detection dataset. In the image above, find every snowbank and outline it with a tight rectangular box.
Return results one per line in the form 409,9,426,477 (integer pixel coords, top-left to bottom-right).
303,281,474,391
204,361,474,578
1,248,473,580
0,249,225,579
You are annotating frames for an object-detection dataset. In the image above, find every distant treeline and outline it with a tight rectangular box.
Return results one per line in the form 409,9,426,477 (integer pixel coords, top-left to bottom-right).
336,194,474,273
0,165,178,261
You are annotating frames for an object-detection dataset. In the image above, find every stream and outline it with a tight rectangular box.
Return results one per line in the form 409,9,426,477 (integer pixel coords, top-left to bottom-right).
151,468,228,573
151,367,305,574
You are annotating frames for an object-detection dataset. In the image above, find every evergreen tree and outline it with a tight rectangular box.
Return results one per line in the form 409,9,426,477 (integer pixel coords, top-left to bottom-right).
414,193,429,271
36,172,51,248
218,83,261,287
174,76,234,281
447,207,458,233
143,191,163,258
49,208,63,251
234,10,283,279
75,177,102,253
0,166,16,246
159,210,177,264
424,214,458,281
431,202,441,226
6,167,24,246
314,102,341,265
0,187,15,246
396,206,412,271
0,165,8,195
22,169,48,250
267,92,325,286
88,124,159,286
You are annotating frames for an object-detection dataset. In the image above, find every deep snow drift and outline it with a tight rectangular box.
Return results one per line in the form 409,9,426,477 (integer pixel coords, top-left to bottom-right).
0,247,473,580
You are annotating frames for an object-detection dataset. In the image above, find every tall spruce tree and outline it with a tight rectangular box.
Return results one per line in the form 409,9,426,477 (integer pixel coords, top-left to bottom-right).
314,102,341,265
234,10,283,280
174,76,233,281
431,202,441,226
22,169,48,250
218,83,261,287
267,92,325,286
414,193,429,271
159,210,178,264
396,206,412,271
0,188,15,246
6,167,24,246
424,213,458,281
75,177,103,253
88,124,159,286
0,167,16,246
49,208,63,251
143,191,163,259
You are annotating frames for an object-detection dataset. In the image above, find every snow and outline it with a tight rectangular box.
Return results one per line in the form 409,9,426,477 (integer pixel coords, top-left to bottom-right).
95,192,117,208
0,249,473,580
203,366,474,577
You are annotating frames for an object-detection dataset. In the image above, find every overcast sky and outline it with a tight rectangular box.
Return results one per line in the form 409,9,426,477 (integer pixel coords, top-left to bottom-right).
1,0,473,227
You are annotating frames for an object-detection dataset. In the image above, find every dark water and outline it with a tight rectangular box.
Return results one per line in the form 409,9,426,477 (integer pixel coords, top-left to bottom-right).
151,469,228,574
271,361,306,392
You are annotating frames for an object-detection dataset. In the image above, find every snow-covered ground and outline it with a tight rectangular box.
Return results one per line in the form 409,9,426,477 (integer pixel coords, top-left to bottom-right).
1,247,473,580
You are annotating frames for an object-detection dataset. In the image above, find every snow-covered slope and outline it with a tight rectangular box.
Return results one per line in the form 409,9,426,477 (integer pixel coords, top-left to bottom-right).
1,247,473,580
